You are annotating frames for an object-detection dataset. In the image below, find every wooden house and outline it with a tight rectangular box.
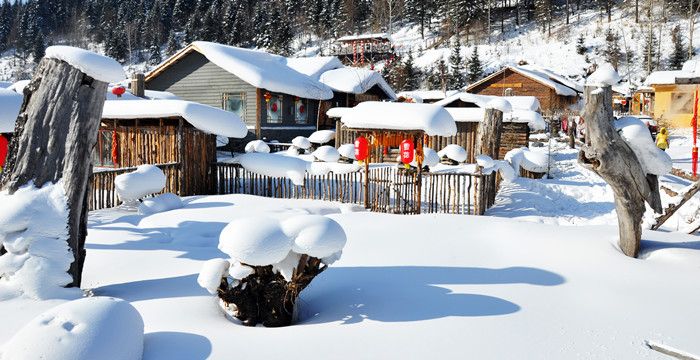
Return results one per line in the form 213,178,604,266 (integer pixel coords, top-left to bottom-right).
466,65,582,116
145,41,334,144
330,33,394,66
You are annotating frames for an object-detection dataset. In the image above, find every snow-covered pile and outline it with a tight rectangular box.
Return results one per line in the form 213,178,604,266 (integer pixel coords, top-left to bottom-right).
0,88,22,133
114,165,166,203
0,297,144,360
45,46,126,84
587,63,621,87
326,107,351,119
0,181,77,300
245,140,270,153
504,110,547,131
506,147,550,174
312,146,340,162
486,98,513,113
614,117,672,175
476,154,495,169
308,130,335,145
291,136,312,150
337,144,356,161
438,144,468,163
341,102,457,137
412,147,440,168
138,193,183,215
232,152,308,186
285,56,343,79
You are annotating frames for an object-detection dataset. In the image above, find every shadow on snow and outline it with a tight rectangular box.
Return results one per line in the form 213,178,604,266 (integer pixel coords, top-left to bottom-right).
143,331,212,360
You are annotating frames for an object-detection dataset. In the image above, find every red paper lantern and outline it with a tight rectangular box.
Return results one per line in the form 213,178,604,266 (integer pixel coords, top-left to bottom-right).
111,86,126,97
354,136,369,161
621,99,628,106
264,92,272,102
298,104,305,114
0,134,8,168
400,139,414,164
271,102,278,113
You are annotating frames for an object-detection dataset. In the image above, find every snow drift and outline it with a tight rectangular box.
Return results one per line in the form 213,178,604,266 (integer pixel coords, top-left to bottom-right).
114,165,166,203
232,152,308,186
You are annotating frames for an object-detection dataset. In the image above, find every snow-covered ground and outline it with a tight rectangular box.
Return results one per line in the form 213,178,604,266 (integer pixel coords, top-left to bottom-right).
667,128,697,174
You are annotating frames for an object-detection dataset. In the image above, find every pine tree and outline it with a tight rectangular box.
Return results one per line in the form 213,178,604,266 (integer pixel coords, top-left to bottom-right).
466,46,483,83
643,26,658,74
402,52,421,91
148,39,162,65
448,38,465,90
165,30,180,56
576,33,586,55
603,29,621,69
426,59,448,91
670,25,686,70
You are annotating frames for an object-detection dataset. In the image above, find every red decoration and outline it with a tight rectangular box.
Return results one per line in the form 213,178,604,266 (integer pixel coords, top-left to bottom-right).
0,134,8,168
298,104,305,114
621,99,627,106
271,102,278,113
354,136,369,161
111,130,119,167
264,92,272,102
111,86,126,97
400,139,414,164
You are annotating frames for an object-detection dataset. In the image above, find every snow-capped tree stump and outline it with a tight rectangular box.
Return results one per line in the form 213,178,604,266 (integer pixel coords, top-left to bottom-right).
578,85,662,258
0,55,114,287
476,108,503,206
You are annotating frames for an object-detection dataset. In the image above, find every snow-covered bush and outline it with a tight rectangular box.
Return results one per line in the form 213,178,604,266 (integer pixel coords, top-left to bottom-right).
438,144,468,164
233,152,308,186
614,117,672,175
199,215,347,327
505,147,550,175
337,144,356,163
308,130,335,145
312,145,341,162
244,140,270,153
114,165,166,204
137,193,183,215
0,297,144,360
291,136,312,150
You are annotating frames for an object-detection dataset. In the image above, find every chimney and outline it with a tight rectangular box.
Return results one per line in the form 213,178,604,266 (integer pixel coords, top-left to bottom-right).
131,73,145,98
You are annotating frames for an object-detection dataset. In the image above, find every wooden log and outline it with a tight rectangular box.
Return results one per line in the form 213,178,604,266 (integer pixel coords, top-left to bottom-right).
652,180,700,230
475,108,503,211
578,85,662,258
0,57,112,287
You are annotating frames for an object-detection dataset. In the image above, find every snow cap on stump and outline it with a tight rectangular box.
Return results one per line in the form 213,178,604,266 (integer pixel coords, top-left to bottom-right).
308,130,335,144
44,46,126,84
312,146,341,162
476,154,495,169
197,258,230,294
245,140,271,153
485,98,512,113
281,215,347,259
114,165,166,202
292,136,312,150
0,297,144,360
337,144,356,160
587,63,621,87
438,144,468,163
218,217,292,266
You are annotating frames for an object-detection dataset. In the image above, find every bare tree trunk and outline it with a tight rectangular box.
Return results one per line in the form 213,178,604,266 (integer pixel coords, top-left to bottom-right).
476,108,504,209
578,86,662,258
569,120,577,149
0,58,108,287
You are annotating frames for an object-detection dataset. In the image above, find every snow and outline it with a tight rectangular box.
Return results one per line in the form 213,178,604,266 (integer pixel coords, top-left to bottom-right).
308,130,336,144
319,67,397,100
44,46,126,84
102,100,247,138
218,217,291,266
282,215,347,259
285,56,344,79
114,165,167,203
0,181,77,301
231,152,308,186
337,144,356,160
0,81,10,88
191,42,333,100
397,90,459,102
587,63,621,86
505,147,549,173
644,70,685,86
337,33,390,41
437,93,540,112
473,65,580,97
486,98,512,113
0,297,143,360
504,109,547,131
228,262,254,280
412,147,440,168
313,146,341,162
437,93,544,130
326,107,351,118
476,154,495,169
7,80,29,94
197,259,229,294
615,116,672,175
341,102,457,137
495,160,516,182
138,193,183,216
0,88,22,133
291,136,312,150
244,140,270,153
444,108,485,122
308,161,360,175
438,144,468,163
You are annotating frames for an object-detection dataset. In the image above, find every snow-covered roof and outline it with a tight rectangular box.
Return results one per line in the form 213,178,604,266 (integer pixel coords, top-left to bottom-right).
520,65,584,93
644,70,687,86
341,102,457,136
285,57,343,79
102,99,247,138
337,33,391,42
148,42,334,100
467,66,581,97
326,107,351,118
45,46,126,83
319,68,397,100
0,88,22,133
444,105,545,130
397,90,459,102
105,86,181,101
444,108,485,122
436,92,540,112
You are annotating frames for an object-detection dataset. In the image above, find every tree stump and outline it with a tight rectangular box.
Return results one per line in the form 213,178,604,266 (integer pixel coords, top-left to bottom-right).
577,86,662,258
0,57,110,287
476,108,503,207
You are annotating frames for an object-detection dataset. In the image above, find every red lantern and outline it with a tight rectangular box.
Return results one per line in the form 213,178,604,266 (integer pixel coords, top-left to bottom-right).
298,104,305,114
264,92,272,102
400,139,414,164
271,102,278,113
621,99,628,106
111,86,126,97
354,136,369,161
111,130,119,167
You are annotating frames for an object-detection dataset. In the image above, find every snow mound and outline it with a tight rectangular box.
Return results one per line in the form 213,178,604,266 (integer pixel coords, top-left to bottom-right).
197,259,230,295
114,165,166,203
504,110,547,131
615,117,672,175
232,153,308,186
495,160,516,182
341,102,457,137
337,144,356,160
412,147,440,167
0,297,143,360
229,262,255,280
0,181,77,300
281,215,347,259
0,88,22,133
218,217,292,266
245,140,270,153
587,63,621,86
438,145,468,163
319,67,397,100
506,147,549,174
44,46,125,83
292,136,312,150
486,98,513,113
313,146,341,162
137,193,183,215
308,130,336,144
476,154,495,169
308,162,361,175
326,107,351,118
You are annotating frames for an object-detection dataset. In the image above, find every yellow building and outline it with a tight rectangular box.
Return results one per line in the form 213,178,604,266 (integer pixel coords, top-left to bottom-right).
644,64,700,128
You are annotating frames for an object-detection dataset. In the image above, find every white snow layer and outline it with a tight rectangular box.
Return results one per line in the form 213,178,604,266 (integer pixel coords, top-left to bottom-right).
44,46,126,83
615,116,672,175
0,181,76,300
7,80,29,94
587,63,621,86
308,130,336,144
137,193,183,215
506,147,549,173
313,146,341,162
398,90,459,102
486,98,513,113
412,147,440,167
0,88,22,133
229,262,255,280
281,215,347,259
504,110,547,131
341,102,457,137
114,165,166,203
319,67,397,100
244,140,270,153
102,100,247,138
191,42,333,100
438,144,468,163
0,297,144,360
437,93,544,130
325,107,351,118
308,162,361,175
233,152,308,186
285,56,344,80
291,136,312,149
337,144,356,160
218,217,292,266
197,259,230,294
476,154,496,169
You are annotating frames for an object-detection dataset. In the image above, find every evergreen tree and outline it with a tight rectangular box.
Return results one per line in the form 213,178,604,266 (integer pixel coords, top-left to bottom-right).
148,40,162,65
165,30,180,56
603,29,621,69
643,26,658,74
448,38,465,90
426,59,448,91
402,52,421,91
670,25,686,70
466,46,483,83
576,33,586,55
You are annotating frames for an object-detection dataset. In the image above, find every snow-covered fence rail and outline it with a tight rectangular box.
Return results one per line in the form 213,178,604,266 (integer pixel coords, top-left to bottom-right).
88,163,180,210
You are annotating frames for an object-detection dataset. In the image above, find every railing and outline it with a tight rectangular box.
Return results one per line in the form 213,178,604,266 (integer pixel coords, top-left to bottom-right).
88,163,180,211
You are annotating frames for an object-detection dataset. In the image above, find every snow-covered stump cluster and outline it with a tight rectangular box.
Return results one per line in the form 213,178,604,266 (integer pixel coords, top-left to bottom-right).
198,215,346,327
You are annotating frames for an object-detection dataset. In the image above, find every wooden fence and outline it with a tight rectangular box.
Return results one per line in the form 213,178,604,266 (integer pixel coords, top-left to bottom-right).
88,163,180,211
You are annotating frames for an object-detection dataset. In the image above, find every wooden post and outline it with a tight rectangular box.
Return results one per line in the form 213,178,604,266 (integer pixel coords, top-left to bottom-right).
476,108,503,209
578,85,662,258
131,73,145,98
0,56,114,287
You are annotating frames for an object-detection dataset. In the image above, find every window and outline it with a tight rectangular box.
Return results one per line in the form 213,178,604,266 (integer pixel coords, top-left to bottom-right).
93,130,116,168
223,93,246,120
294,98,308,124
266,94,283,123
